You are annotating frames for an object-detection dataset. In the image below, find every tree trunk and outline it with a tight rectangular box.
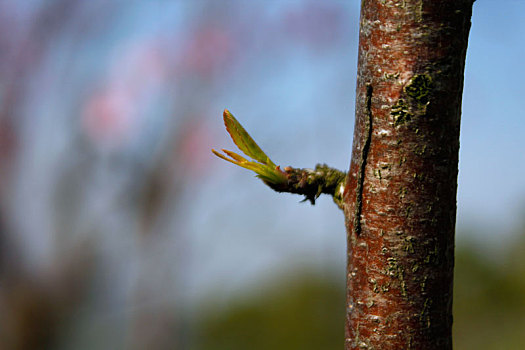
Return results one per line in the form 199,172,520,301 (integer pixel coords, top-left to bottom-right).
343,1,474,349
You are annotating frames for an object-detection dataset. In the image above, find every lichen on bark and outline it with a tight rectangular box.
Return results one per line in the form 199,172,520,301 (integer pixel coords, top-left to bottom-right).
344,1,474,349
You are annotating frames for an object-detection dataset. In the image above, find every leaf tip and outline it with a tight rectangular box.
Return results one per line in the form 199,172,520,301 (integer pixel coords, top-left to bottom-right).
211,148,224,159
223,109,232,120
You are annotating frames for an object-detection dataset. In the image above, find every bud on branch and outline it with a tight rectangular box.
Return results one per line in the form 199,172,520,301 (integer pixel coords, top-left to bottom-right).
212,109,346,209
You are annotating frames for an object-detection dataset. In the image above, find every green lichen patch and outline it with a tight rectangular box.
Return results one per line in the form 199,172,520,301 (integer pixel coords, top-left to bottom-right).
391,74,433,127
383,72,400,80
386,257,408,298
423,241,440,265
420,275,428,293
391,99,412,126
413,144,428,156
404,236,416,253
420,298,433,328
404,74,433,105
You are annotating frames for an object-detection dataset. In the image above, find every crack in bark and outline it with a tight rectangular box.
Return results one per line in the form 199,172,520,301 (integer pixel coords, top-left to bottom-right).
354,84,373,236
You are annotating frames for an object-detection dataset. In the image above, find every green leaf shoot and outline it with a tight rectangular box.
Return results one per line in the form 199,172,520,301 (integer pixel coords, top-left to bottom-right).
212,109,287,185
223,109,275,167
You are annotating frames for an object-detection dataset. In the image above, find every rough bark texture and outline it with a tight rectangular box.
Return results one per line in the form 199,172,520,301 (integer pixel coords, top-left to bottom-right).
343,1,474,349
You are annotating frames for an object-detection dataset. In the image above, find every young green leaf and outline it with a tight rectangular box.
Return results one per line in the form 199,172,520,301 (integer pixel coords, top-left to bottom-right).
212,110,287,185
223,109,275,167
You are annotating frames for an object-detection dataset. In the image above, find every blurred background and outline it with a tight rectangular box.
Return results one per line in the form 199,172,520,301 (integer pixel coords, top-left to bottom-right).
0,1,523,349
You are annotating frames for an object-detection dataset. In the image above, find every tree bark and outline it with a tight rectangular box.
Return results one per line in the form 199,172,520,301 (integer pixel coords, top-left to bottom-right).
343,1,474,349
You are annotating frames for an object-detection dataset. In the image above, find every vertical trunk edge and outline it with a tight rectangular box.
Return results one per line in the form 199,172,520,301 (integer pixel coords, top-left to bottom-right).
343,1,474,349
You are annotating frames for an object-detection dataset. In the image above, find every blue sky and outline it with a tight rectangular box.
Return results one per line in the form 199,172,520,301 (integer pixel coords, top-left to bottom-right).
459,0,525,237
